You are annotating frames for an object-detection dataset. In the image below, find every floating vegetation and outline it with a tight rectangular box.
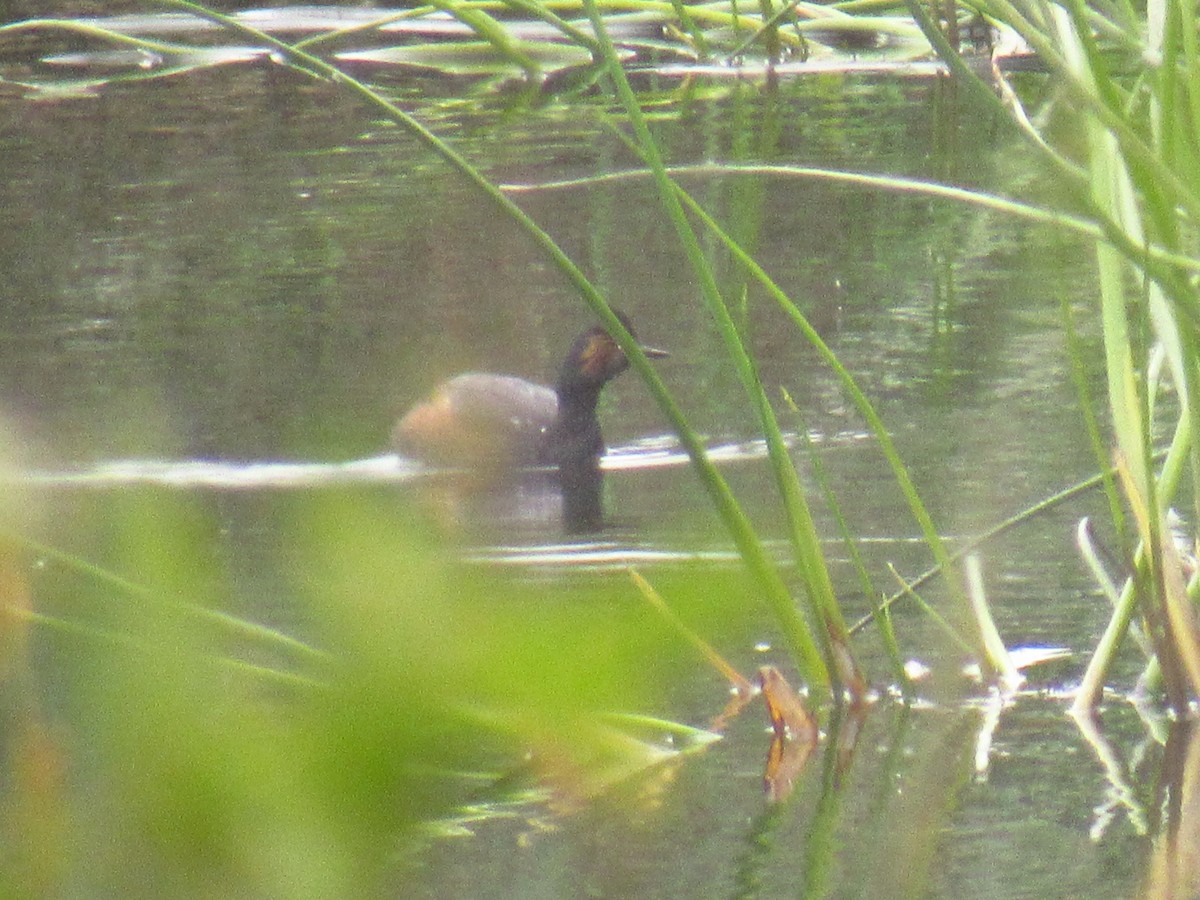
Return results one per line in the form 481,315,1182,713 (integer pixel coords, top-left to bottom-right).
0,1,1032,93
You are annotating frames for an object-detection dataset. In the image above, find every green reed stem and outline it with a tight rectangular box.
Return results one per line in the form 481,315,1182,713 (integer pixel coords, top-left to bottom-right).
0,18,193,54
664,184,973,653
425,0,543,75
11,531,329,664
582,0,833,689
505,165,1200,277
783,389,912,699
1060,292,1128,554
20,607,326,689
498,0,606,54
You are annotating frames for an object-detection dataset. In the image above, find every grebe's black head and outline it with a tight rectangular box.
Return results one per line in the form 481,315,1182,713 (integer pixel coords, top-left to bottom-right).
555,310,668,397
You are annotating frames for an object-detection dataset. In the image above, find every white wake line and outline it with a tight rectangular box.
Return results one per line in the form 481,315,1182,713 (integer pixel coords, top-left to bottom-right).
8,455,417,489
3,431,871,489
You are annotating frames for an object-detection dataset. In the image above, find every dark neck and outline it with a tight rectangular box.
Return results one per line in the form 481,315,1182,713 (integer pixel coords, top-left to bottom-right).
540,379,605,465
555,377,604,424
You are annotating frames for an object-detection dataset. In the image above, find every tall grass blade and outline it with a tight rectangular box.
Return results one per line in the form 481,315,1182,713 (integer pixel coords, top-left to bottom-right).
425,0,543,76
963,555,1021,690
583,0,837,687
782,389,900,698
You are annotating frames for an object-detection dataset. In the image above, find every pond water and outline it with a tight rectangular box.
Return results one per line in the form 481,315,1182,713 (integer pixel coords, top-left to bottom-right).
0,13,1168,900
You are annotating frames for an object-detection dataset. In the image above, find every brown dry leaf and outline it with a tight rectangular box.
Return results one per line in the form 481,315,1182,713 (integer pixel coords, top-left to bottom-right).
763,725,817,803
709,685,759,734
826,621,870,704
758,666,816,740
832,696,872,786
1115,453,1200,706
757,666,819,802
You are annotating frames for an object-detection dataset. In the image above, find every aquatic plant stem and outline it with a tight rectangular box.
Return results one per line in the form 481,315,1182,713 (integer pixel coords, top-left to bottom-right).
629,570,756,698
18,607,325,689
783,389,912,699
905,0,1200,332
913,0,1200,703
423,0,543,76
963,555,1021,690
582,0,837,691
848,464,1133,636
1060,292,1128,555
505,165,1200,278
0,18,196,54
10,531,329,664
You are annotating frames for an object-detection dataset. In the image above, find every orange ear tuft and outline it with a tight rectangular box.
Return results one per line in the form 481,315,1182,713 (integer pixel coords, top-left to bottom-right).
578,334,617,378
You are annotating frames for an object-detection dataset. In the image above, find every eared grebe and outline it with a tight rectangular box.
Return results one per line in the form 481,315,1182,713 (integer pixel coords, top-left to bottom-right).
392,311,666,471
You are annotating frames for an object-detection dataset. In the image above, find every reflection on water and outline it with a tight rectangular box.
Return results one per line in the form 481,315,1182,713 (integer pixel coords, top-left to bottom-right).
1137,717,1200,899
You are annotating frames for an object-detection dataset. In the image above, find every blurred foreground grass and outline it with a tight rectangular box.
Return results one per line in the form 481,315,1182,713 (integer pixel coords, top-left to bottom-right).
0,487,743,898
